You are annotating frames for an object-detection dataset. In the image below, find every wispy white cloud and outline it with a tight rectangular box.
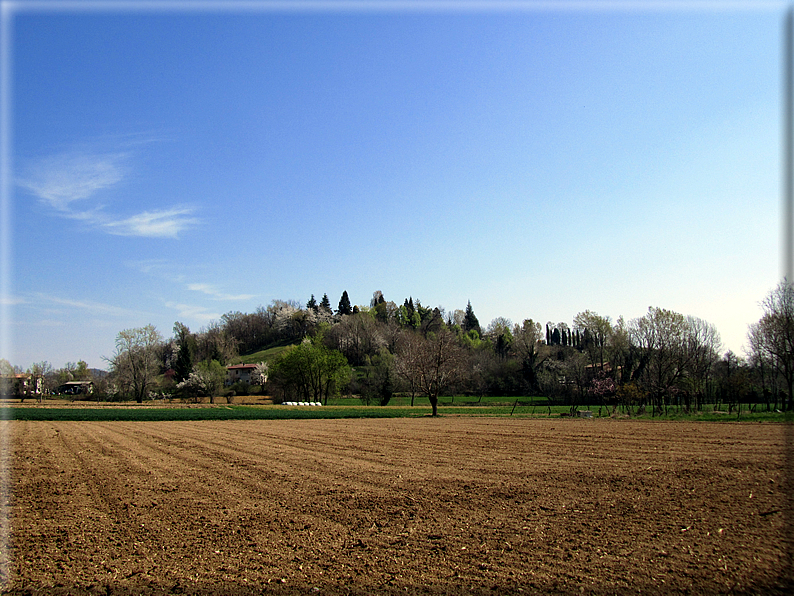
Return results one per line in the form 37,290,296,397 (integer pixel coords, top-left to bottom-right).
102,208,199,238
166,301,221,324
0,295,27,306
126,258,171,275
187,283,256,301
17,146,200,238
17,151,127,211
127,261,254,301
20,319,65,328
31,293,144,318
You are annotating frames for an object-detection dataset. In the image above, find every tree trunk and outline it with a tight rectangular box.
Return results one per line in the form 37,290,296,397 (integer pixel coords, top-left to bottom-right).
430,396,438,416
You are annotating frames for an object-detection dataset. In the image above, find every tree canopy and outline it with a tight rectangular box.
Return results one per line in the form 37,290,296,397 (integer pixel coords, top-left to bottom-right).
31,283,788,414
269,336,351,404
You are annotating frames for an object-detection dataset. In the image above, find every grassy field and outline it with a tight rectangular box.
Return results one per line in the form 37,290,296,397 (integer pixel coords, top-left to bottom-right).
0,404,425,422
2,399,791,422
326,394,550,407
233,342,292,364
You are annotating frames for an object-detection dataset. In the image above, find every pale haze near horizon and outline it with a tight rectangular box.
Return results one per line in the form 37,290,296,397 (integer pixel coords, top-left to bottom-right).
2,2,783,371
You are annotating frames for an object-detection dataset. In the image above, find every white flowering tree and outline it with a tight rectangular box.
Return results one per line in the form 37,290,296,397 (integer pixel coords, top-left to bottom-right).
176,360,227,403
254,361,269,385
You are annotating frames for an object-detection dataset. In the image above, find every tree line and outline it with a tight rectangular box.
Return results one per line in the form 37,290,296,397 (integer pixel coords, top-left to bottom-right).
6,282,794,414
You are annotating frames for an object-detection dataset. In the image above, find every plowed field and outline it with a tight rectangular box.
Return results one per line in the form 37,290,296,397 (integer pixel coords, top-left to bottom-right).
0,418,791,595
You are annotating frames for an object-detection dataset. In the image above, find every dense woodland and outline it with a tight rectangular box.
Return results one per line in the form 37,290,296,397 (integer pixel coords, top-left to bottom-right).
5,282,794,415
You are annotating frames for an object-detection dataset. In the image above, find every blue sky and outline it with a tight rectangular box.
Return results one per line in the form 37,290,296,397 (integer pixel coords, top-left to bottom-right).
1,1,784,369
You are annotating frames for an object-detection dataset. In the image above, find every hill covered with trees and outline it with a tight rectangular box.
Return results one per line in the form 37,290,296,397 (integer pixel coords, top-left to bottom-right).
7,283,794,415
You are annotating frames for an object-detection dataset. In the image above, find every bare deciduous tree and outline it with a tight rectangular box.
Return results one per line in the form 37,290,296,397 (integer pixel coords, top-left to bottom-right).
325,312,386,366
196,320,238,365
682,315,721,411
629,307,691,411
573,310,613,371
108,325,163,403
511,319,546,393
396,328,467,416
748,280,794,411
394,330,424,406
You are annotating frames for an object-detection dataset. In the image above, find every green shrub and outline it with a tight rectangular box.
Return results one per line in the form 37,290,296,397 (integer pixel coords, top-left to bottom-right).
228,381,251,396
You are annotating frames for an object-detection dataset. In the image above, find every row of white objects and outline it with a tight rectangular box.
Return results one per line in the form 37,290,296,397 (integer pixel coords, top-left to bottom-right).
282,401,322,406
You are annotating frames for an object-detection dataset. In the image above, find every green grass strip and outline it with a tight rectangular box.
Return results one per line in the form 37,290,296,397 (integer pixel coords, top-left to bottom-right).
2,404,791,422
0,405,434,422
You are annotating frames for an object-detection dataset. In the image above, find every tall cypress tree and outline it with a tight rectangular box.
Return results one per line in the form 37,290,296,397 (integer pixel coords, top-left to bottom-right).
173,321,195,384
583,328,593,350
337,291,352,316
404,297,415,319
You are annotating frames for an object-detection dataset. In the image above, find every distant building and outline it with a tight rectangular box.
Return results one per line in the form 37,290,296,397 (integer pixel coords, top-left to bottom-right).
584,361,620,380
55,380,94,396
226,363,265,386
1,373,43,397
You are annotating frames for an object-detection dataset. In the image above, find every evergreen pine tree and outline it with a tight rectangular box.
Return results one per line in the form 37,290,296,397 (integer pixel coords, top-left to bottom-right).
337,291,352,316
375,301,388,322
306,294,318,312
320,293,332,313
463,301,481,336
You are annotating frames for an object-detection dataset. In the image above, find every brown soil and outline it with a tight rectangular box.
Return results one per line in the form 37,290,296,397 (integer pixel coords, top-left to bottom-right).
1,418,791,595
